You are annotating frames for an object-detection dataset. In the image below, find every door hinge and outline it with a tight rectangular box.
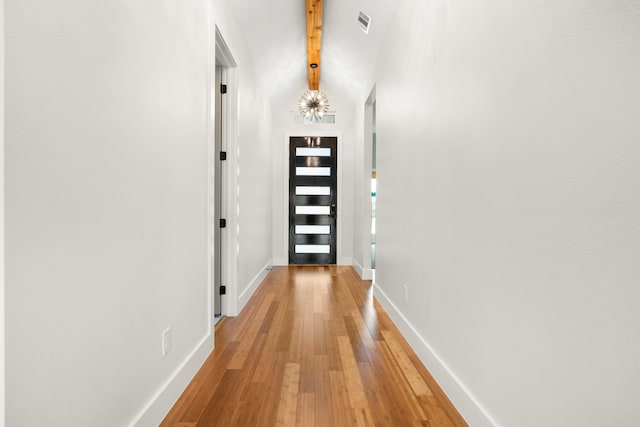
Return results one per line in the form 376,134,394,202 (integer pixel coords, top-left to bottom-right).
220,151,227,161
220,84,227,94
220,218,227,228
220,285,226,295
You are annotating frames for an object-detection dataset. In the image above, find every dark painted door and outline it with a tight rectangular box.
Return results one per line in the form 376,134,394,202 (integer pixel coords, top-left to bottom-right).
289,136,337,264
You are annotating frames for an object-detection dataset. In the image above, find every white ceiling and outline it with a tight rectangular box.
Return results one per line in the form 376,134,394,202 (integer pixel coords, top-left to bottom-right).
229,0,399,110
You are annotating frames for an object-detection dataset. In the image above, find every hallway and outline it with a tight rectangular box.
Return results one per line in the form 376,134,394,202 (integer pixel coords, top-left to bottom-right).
4,1,640,425
161,266,466,426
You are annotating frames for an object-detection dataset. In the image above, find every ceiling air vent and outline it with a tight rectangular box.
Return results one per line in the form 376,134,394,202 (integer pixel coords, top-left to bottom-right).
357,11,371,34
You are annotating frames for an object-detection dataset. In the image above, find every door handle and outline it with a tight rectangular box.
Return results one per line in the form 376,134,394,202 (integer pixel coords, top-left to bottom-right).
330,204,336,217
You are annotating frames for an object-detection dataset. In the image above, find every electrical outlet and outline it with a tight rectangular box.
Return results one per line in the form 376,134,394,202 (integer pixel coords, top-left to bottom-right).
403,284,409,303
162,327,172,357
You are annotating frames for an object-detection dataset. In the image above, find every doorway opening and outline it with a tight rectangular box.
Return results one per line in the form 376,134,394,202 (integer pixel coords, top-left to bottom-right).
212,28,236,324
371,116,376,270
363,87,376,280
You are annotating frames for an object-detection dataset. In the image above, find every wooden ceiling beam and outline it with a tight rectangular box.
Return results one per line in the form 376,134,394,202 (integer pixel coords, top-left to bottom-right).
306,0,323,90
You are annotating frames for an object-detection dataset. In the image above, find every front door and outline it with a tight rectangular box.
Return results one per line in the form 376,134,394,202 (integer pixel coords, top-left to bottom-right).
289,136,337,264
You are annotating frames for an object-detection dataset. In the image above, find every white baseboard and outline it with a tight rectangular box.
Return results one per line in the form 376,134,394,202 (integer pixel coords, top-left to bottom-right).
129,334,213,427
352,258,373,280
373,283,498,427
238,259,272,313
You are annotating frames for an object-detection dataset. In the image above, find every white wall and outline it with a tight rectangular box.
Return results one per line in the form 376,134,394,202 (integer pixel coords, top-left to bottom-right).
373,1,640,426
5,0,272,425
1,0,6,424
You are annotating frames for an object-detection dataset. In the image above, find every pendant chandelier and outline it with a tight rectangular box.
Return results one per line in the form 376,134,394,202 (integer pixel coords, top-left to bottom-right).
299,89,329,122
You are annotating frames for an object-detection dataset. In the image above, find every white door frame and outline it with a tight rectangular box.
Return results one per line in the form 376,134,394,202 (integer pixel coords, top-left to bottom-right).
210,27,238,329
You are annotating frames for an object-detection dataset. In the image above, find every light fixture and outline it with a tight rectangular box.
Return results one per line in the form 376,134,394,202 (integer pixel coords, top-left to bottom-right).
298,90,329,123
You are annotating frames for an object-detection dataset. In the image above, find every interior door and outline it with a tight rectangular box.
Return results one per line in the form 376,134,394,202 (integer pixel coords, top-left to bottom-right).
289,136,337,264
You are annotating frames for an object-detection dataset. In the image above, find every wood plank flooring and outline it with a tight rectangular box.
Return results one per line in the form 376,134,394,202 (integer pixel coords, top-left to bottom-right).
161,266,467,427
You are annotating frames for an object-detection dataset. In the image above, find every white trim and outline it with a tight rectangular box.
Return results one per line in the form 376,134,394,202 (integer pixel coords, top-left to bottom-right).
238,260,273,312
373,282,499,427
214,27,237,68
129,334,213,427
283,131,344,265
352,258,373,280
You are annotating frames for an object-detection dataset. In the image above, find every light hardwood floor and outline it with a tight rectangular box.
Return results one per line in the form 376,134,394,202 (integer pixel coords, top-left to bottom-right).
161,266,467,426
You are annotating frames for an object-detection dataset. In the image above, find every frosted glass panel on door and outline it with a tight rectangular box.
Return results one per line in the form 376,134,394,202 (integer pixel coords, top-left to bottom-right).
296,186,331,196
296,147,331,157
296,167,331,176
295,225,330,234
295,245,330,254
296,205,330,215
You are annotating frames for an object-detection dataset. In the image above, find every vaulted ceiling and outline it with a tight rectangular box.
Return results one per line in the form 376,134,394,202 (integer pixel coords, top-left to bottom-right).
229,0,400,110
